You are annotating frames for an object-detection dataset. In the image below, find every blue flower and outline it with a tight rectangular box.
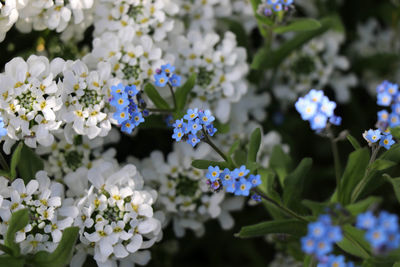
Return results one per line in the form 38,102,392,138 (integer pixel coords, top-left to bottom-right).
366,227,387,248
272,3,283,11
380,134,395,150
387,82,399,95
301,236,316,254
121,120,135,134
306,89,324,103
363,129,381,143
378,212,399,232
161,63,175,75
124,85,139,96
329,116,342,126
251,194,262,202
198,110,215,126
387,232,400,250
310,113,328,130
111,83,125,96
154,72,168,87
282,0,293,5
389,113,400,127
110,93,129,111
314,239,333,257
235,178,252,196
113,109,129,124
309,222,327,239
319,255,347,267
187,134,200,147
188,118,201,134
267,0,280,4
248,174,261,188
327,225,343,243
172,128,184,141
169,74,181,87
320,96,336,117
184,108,199,121
206,124,217,136
234,165,250,178
393,103,400,114
206,166,220,182
173,119,184,129
295,98,318,120
220,169,234,186
377,81,390,94
131,112,144,126
378,110,389,122
377,92,392,106
356,211,376,230
226,181,236,193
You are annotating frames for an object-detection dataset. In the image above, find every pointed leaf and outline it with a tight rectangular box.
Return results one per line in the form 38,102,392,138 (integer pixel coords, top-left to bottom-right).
283,158,312,212
384,174,400,204
10,142,23,180
337,225,371,259
346,196,382,215
175,74,196,111
228,140,241,156
370,159,396,171
269,145,292,186
247,128,262,163
273,18,321,34
0,255,25,267
143,83,170,110
33,227,79,267
347,134,361,150
17,144,44,183
5,209,29,256
338,148,370,205
236,219,307,238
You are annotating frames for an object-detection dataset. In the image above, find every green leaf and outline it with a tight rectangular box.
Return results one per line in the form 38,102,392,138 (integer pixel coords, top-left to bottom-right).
337,225,371,259
10,142,23,180
236,219,307,238
302,200,327,216
33,227,79,267
269,145,292,186
17,144,44,183
228,140,241,156
234,149,247,166
338,148,370,205
273,18,321,34
143,83,170,110
370,159,396,171
283,158,312,212
5,209,29,256
175,73,196,111
346,196,382,215
393,262,400,267
191,160,228,170
390,127,400,140
347,134,361,150
0,244,13,255
0,255,25,267
252,16,343,70
385,174,400,204
258,168,281,203
247,128,262,164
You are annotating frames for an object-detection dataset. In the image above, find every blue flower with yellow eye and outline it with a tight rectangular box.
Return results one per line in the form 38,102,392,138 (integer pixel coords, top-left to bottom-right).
248,174,261,187
111,83,125,96
198,110,215,126
220,169,234,186
206,166,220,182
378,110,389,122
131,112,144,126
320,96,336,117
161,63,175,75
110,93,129,111
113,109,129,124
282,0,293,5
121,120,135,134
310,113,328,130
389,113,400,127
173,119,184,129
125,85,139,96
377,92,392,106
172,128,184,141
363,129,381,144
188,118,201,134
184,108,199,121
235,178,252,196
380,134,395,150
386,82,399,95
295,98,317,120
154,72,168,87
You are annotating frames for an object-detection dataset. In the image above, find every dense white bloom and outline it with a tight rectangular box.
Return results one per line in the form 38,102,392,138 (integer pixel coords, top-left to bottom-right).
171,30,249,122
0,0,21,42
133,142,244,237
69,160,162,267
271,31,357,104
0,172,78,255
0,56,63,152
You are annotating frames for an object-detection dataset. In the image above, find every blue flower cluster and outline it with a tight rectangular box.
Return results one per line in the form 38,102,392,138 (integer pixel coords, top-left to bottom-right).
172,108,217,147
362,128,395,150
110,83,144,134
301,215,343,259
295,89,341,131
376,81,400,131
0,116,7,138
317,255,354,267
356,211,400,252
205,165,261,197
154,64,181,87
263,0,293,15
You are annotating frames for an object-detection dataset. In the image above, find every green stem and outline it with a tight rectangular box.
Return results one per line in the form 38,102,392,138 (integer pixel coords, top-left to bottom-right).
350,145,380,203
253,188,307,222
0,152,9,171
167,83,177,111
330,136,341,197
202,129,228,162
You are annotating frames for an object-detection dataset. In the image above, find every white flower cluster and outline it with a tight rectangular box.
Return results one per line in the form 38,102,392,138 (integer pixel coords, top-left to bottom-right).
0,172,78,254
64,160,162,267
133,143,243,237
0,56,122,153
0,0,94,42
170,30,249,123
272,31,357,104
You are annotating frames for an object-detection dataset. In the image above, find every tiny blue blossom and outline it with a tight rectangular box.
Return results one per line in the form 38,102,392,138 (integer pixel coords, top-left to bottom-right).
172,128,184,141
121,120,135,134
110,93,129,111
378,110,389,122
184,108,199,121
125,85,139,96
380,134,395,150
161,63,175,75
206,166,220,182
220,169,234,186
363,129,381,144
310,113,328,130
235,178,252,196
206,124,217,136
248,174,261,187
169,74,181,87
377,92,392,106
113,109,129,124
188,118,201,134
389,113,400,127
187,134,200,147
198,110,215,126
154,72,168,87
251,194,262,202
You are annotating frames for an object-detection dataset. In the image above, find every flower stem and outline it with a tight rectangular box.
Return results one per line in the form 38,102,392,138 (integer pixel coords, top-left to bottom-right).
327,125,341,199
253,188,307,222
350,144,380,203
168,83,177,111
202,129,228,162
